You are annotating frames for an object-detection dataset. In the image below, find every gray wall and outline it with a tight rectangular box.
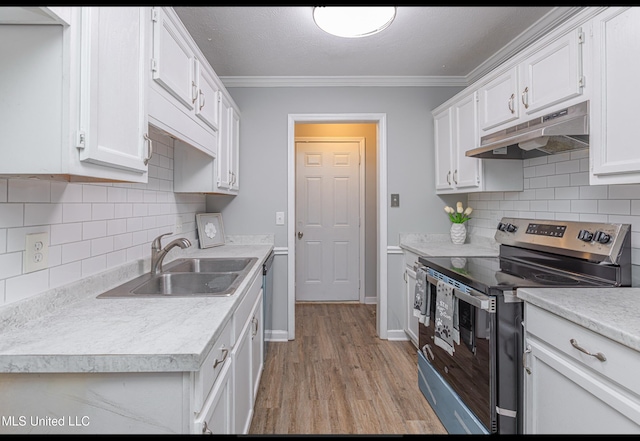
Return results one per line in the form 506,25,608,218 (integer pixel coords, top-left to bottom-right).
207,86,463,337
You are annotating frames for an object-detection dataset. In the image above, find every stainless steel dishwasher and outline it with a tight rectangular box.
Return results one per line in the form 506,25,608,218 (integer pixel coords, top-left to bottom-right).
262,250,274,361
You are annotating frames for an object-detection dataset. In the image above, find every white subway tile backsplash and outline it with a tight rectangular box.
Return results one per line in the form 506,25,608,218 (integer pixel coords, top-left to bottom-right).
107,186,128,203
81,255,107,277
530,200,549,212
8,179,50,203
535,188,555,200
529,176,548,188
598,199,630,215
48,245,61,267
132,203,148,217
570,171,589,186
61,241,92,264
92,203,115,220
0,229,6,254
114,203,133,219
82,220,107,240
547,174,570,188
49,262,82,290
0,253,22,279
534,163,556,177
555,159,580,174
127,188,144,203
7,226,50,253
0,204,24,228
107,219,127,236
82,184,107,203
0,179,7,203
62,203,92,223
571,199,597,213
5,270,49,305
51,223,82,245
51,182,83,203
609,184,640,199
113,232,133,250
24,203,63,226
126,217,144,232
579,185,608,199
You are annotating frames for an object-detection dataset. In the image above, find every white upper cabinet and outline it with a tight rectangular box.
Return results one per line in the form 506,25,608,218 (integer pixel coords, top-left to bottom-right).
589,7,640,185
148,7,219,158
76,7,150,175
0,6,150,183
518,27,585,116
433,91,523,194
478,66,520,132
478,25,586,136
215,91,240,194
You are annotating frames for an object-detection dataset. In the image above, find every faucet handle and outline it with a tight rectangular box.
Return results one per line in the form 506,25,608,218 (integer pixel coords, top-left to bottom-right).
152,232,173,250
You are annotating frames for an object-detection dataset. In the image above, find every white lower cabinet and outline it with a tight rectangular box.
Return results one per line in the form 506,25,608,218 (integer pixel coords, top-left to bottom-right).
522,303,640,434
0,272,265,435
402,249,419,348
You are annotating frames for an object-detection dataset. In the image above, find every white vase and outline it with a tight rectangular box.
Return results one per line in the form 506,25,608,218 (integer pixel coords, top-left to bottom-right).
450,223,467,245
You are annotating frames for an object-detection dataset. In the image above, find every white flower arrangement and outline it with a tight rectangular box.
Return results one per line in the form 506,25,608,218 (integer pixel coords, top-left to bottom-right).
444,201,473,224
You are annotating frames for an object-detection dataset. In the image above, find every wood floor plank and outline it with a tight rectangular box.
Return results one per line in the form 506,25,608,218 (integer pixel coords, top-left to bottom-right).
249,303,447,435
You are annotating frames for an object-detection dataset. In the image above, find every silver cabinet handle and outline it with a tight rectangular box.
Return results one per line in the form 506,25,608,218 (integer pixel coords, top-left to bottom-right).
192,80,198,104
297,231,303,239
213,346,229,369
252,316,259,337
143,133,153,166
202,421,212,435
521,86,529,109
453,169,458,185
199,90,205,111
508,93,515,114
523,344,532,375
446,170,451,185
570,338,606,362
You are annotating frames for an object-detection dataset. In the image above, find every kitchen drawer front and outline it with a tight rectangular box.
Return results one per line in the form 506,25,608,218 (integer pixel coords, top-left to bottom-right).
525,303,640,395
234,272,262,342
194,317,233,412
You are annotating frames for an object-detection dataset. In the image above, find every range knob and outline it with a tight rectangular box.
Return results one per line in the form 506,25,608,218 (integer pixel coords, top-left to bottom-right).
578,229,594,242
506,223,518,233
593,230,611,244
497,222,507,232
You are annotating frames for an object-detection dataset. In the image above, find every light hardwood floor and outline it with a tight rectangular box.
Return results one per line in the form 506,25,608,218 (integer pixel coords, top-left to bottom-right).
249,302,447,435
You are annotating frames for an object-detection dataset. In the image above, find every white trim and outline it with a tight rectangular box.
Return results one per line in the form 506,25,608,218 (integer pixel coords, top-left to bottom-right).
287,113,388,340
294,136,366,304
387,245,404,254
273,246,288,255
220,76,467,88
386,329,411,341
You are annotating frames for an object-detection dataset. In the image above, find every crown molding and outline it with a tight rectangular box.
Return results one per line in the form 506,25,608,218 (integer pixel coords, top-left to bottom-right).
219,75,468,88
219,7,589,89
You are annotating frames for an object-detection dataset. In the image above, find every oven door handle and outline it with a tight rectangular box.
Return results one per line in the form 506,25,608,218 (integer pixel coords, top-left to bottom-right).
426,274,496,313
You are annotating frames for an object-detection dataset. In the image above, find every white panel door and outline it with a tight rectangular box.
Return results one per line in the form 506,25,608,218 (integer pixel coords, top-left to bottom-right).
295,140,360,302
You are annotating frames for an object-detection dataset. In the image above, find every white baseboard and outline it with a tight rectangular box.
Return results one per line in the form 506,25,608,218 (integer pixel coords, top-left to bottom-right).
386,329,410,341
265,329,289,342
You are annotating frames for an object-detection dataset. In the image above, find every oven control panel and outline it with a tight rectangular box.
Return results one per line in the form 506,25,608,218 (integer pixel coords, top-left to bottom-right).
494,217,631,264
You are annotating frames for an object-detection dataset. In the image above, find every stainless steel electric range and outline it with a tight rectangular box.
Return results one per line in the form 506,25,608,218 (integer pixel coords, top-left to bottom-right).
416,217,632,434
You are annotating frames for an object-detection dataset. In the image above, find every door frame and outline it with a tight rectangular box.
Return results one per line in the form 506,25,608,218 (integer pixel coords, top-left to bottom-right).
287,113,388,340
294,136,365,303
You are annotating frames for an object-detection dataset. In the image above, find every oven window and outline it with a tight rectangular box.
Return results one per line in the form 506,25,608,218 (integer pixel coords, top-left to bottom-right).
419,281,492,429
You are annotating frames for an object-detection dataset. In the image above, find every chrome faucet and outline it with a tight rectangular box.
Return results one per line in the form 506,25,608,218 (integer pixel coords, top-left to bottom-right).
151,233,192,275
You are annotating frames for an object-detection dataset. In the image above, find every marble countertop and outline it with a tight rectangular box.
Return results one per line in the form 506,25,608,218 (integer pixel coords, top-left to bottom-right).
517,287,640,352
0,243,273,374
399,233,499,257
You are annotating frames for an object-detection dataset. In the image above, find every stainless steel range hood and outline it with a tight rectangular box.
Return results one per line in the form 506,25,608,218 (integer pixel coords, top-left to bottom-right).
466,101,589,160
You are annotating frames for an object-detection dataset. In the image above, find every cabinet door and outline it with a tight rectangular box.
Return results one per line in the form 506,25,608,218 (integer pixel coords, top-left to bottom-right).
433,107,454,191
520,27,584,116
452,92,481,190
404,266,418,347
194,360,233,434
229,107,240,191
77,7,149,174
217,92,233,190
232,313,253,434
478,66,519,132
195,60,221,132
151,7,196,111
523,337,640,434
250,290,264,401
590,7,640,183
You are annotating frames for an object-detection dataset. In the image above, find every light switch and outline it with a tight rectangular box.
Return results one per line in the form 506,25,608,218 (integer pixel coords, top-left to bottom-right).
391,194,400,207
276,211,285,225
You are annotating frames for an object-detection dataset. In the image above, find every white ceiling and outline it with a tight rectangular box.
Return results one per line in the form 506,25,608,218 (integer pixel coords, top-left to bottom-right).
174,6,581,87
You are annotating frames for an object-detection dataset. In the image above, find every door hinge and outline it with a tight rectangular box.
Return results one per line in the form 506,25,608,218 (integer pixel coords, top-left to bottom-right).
151,58,158,73
577,29,584,44
578,75,586,88
151,8,158,22
76,131,86,150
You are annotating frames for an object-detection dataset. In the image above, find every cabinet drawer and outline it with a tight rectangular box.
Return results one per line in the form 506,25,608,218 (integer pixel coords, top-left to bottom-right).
525,303,640,395
234,272,262,341
194,317,232,412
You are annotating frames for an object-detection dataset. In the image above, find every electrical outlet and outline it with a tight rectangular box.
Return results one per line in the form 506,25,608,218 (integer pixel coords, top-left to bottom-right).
24,232,49,273
276,211,285,225
175,216,183,234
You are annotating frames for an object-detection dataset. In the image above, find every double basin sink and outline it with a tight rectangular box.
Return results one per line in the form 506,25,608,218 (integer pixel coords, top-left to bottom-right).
97,257,258,298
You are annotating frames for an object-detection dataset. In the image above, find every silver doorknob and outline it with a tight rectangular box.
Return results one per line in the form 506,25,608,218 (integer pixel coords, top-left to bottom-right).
297,231,303,239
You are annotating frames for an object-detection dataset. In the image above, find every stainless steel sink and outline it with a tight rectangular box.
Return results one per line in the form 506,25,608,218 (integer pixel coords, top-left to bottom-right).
132,273,240,296
96,256,257,298
164,257,257,273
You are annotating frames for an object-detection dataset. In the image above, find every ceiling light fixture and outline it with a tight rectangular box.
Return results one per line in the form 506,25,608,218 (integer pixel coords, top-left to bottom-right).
313,6,396,38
